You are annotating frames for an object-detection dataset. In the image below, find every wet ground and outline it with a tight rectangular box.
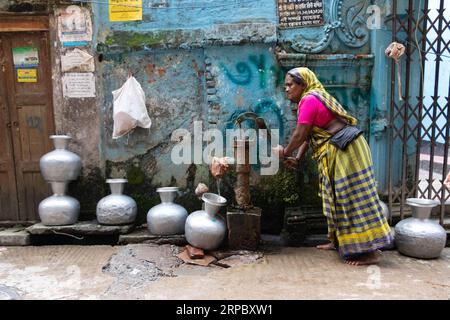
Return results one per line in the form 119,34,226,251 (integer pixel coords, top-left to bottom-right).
0,243,449,300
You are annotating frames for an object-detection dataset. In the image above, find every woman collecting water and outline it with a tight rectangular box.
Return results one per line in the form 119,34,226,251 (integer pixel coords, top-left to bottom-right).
275,67,393,266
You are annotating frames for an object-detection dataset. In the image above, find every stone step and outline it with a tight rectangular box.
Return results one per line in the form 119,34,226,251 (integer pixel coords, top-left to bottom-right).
0,227,30,246
118,226,187,246
26,220,135,236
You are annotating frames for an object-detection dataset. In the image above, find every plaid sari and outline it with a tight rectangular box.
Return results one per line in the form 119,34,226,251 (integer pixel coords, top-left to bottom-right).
307,91,393,258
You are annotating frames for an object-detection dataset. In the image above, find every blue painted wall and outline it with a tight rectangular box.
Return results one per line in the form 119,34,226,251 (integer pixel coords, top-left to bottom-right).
92,0,391,201
95,0,277,31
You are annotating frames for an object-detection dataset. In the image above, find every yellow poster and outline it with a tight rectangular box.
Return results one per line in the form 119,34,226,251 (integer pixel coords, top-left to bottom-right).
109,0,142,22
17,69,37,83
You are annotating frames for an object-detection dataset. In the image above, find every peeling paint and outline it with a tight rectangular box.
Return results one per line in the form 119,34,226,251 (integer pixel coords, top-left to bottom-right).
0,0,379,224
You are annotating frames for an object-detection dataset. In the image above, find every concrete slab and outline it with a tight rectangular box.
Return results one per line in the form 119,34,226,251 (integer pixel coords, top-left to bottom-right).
0,227,30,246
118,227,187,246
0,245,117,299
26,220,135,236
1,245,449,300
143,247,450,300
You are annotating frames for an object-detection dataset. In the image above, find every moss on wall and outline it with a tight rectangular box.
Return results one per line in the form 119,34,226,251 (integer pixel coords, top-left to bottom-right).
127,165,146,185
98,31,168,52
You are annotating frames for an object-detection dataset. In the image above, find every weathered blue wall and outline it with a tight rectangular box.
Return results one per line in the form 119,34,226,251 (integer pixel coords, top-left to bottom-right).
94,0,277,49
205,45,288,141
96,0,277,31
92,0,385,213
93,0,283,189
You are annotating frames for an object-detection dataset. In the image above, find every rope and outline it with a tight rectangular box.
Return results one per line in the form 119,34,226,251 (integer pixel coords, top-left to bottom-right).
51,230,85,240
385,42,406,101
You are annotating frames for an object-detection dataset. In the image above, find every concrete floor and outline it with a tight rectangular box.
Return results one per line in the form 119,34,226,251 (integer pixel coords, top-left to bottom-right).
0,244,449,300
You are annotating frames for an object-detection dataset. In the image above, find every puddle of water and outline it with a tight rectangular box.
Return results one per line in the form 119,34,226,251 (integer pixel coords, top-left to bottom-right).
216,178,221,197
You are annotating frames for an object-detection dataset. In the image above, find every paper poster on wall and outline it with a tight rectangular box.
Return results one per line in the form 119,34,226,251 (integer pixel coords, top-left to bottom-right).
12,47,39,68
278,0,324,28
61,48,95,72
62,72,96,98
17,69,37,83
57,5,92,46
109,0,143,22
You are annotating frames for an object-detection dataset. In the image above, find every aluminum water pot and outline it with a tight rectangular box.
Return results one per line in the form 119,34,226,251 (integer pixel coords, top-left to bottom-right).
185,193,227,250
96,179,137,225
38,182,80,226
40,135,82,181
147,187,188,235
395,198,446,259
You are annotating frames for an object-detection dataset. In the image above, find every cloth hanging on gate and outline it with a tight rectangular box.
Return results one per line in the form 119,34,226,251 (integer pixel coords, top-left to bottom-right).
385,42,406,101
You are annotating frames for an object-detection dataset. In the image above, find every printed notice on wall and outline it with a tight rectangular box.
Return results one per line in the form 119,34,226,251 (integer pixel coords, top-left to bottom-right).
278,0,324,28
61,49,95,72
62,72,96,98
109,0,142,22
57,5,92,46
17,69,37,83
12,47,39,68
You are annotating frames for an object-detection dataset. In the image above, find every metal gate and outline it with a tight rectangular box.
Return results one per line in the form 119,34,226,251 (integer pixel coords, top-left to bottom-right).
387,0,449,225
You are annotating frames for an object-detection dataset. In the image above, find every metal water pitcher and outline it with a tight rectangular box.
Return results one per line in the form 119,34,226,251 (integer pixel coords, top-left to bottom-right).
38,182,80,225
39,135,82,182
96,179,137,225
185,193,227,250
147,187,188,235
395,198,447,259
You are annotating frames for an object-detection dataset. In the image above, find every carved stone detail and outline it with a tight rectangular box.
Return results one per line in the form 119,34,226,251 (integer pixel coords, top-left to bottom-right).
334,0,370,48
290,0,370,53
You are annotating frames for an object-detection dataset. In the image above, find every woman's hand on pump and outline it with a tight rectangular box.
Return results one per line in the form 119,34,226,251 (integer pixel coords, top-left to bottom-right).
283,157,298,170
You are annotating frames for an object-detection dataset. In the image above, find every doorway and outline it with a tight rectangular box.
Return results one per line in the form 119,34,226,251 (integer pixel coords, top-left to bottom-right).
0,19,55,224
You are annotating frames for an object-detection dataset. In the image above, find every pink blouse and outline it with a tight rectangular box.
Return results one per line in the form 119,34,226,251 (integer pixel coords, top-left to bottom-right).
297,94,336,128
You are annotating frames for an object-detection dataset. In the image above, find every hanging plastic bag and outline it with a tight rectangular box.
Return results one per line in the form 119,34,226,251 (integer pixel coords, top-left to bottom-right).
112,76,151,139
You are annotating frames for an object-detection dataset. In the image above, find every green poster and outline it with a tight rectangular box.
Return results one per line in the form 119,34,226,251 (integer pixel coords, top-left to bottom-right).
12,46,39,68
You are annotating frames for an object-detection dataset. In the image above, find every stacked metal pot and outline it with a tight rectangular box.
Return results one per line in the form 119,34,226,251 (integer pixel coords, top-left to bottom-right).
38,135,82,225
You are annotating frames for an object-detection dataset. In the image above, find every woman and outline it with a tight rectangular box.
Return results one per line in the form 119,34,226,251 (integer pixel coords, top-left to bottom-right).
276,67,393,266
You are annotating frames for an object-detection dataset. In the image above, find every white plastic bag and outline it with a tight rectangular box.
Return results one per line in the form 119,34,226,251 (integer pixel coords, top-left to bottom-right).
112,76,151,139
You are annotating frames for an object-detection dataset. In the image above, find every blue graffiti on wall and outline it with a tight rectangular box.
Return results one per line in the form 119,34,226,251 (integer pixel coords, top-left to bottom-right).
221,61,253,86
221,54,285,89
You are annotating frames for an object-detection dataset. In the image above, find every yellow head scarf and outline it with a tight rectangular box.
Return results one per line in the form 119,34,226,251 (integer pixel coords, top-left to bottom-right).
287,67,357,126
287,67,327,99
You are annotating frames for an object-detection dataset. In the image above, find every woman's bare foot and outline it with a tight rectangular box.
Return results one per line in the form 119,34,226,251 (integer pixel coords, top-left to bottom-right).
316,242,336,250
345,250,382,266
